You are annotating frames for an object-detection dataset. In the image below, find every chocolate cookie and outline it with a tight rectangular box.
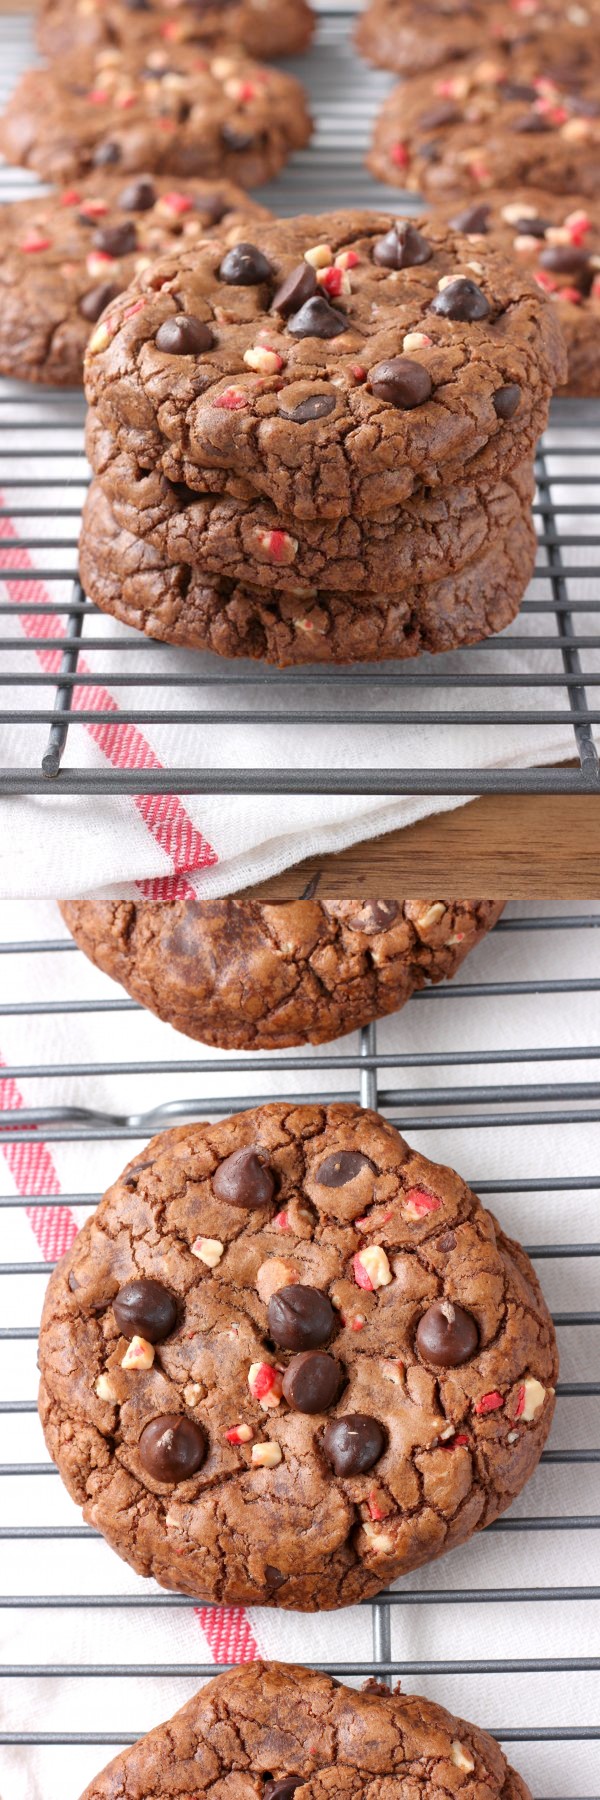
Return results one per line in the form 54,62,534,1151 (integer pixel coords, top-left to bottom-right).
59,898,505,1049
38,1101,558,1609
431,191,600,397
368,42,600,201
355,0,600,78
86,406,535,592
82,209,565,522
0,45,312,187
37,0,315,63
0,176,269,388
79,477,536,663
78,1663,536,1800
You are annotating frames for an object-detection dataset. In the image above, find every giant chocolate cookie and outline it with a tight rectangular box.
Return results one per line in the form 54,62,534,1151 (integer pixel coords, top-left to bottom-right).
0,44,312,187
79,477,536,663
77,1661,536,1800
355,0,600,78
0,176,269,388
38,0,315,63
82,209,566,521
59,897,505,1049
39,1102,558,1609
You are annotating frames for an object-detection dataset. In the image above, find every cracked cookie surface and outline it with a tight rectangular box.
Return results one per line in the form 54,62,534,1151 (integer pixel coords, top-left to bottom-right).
39,1102,558,1610
82,208,565,522
0,44,312,188
59,897,505,1048
78,1660,536,1800
37,0,315,63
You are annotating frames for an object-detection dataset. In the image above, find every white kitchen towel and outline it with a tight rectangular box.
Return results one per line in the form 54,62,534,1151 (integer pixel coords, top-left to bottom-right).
0,898,598,1800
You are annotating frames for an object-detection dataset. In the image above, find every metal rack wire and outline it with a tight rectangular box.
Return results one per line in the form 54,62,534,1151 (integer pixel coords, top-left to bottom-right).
1,11,599,798
0,903,599,1793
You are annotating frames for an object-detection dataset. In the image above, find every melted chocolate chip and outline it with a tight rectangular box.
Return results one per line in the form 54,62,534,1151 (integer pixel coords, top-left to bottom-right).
212,1145,275,1209
282,392,337,423
113,1277,178,1344
155,314,214,353
78,281,120,322
438,1230,457,1253
512,214,549,238
282,1350,341,1412
430,277,491,321
92,141,121,166
271,261,317,316
264,1782,302,1800
315,1151,375,1188
118,176,157,211
139,1413,206,1481
539,244,591,273
346,901,400,933
492,383,521,418
219,242,273,285
416,1299,479,1367
287,295,348,339
450,202,491,233
322,1413,386,1476
268,1284,335,1351
417,101,461,129
372,222,433,269
369,355,432,408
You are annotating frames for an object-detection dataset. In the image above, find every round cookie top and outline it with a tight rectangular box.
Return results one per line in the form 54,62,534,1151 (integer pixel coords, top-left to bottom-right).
37,0,315,62
0,176,269,388
82,208,565,520
368,41,600,201
0,44,312,187
78,1661,535,1800
39,1102,558,1610
59,897,505,1049
355,0,600,78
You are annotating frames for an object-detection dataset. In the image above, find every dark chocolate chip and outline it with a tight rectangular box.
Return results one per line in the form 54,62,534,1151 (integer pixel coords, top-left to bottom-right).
92,141,121,166
118,176,157,211
124,0,150,10
368,355,432,408
539,244,591,273
271,261,317,316
268,1284,335,1351
430,276,490,320
492,383,521,418
502,81,538,101
212,1145,275,1209
322,1413,386,1476
196,192,230,224
113,1277,178,1344
264,1566,287,1590
438,1230,457,1253
287,295,348,338
93,220,138,257
512,214,549,238
264,1782,302,1800
513,112,553,132
372,222,433,269
450,202,491,233
346,901,400,933
78,281,120,322
282,1350,341,1412
138,1413,206,1481
155,313,214,353
282,392,337,423
68,1269,81,1291
315,1151,375,1188
417,101,461,129
416,1299,479,1367
218,242,273,285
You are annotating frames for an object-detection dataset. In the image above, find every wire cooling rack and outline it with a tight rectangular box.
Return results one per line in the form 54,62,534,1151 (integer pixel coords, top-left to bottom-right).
0,901,599,1798
0,9,599,799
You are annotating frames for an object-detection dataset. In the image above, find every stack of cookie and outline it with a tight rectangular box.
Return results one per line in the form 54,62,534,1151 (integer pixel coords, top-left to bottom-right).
78,206,564,665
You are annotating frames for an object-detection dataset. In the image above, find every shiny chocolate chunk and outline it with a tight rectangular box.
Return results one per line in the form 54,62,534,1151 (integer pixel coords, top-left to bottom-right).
315,1151,374,1188
430,277,490,320
281,1350,341,1412
322,1413,386,1476
513,113,553,132
347,901,400,933
212,1145,275,1209
219,242,273,285
92,141,121,166
368,355,432,408
264,1781,302,1800
118,176,157,211
139,1413,206,1481
373,222,432,269
79,281,120,321
450,202,491,233
492,383,521,418
271,261,317,316
287,295,348,338
93,220,137,256
155,314,214,353
416,1299,479,1367
283,392,337,423
539,244,591,273
113,1276,177,1343
268,1284,335,1350
417,101,461,130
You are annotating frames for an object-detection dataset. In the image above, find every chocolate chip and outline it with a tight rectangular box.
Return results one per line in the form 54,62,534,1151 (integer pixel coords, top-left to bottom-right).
218,242,273,285
368,356,432,408
322,1413,386,1476
346,901,400,933
492,383,521,418
417,101,461,129
502,81,538,101
118,176,157,211
512,214,549,238
264,1781,302,1800
416,1299,479,1367
155,314,214,353
430,277,490,321
212,1145,275,1209
372,222,433,269
221,124,255,152
282,1350,341,1413
139,1413,206,1481
78,281,120,322
282,393,337,423
438,1230,457,1253
264,1566,287,1590
113,1277,178,1343
513,112,553,131
315,1151,375,1188
268,1284,335,1350
287,296,348,339
271,261,317,316
196,192,230,224
539,244,591,273
93,221,138,257
92,141,121,166
68,1269,81,1291
450,202,491,233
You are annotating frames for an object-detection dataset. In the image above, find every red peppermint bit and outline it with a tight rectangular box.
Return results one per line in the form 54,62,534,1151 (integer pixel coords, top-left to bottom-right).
162,190,194,214
79,198,108,217
441,1431,470,1448
350,1313,366,1331
469,159,491,184
534,268,558,293
319,265,345,297
338,248,360,268
259,529,293,562
454,1432,470,1445
474,1390,504,1415
225,1424,252,1444
565,210,591,244
405,1188,441,1215
557,285,584,303
390,140,409,168
272,1209,290,1231
117,90,137,109
254,1365,277,1398
60,187,81,206
123,298,146,322
213,387,248,410
515,1384,526,1418
352,1253,373,1291
20,234,51,253
592,275,600,298
367,1491,386,1521
159,117,176,131
236,80,258,102
436,77,457,95
160,17,179,34
351,363,367,380
88,88,109,104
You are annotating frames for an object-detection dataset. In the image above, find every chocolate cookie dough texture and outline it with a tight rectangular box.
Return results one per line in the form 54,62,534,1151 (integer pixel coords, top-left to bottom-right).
37,0,315,62
0,45,312,188
355,0,600,77
59,897,505,1049
39,1101,558,1609
77,1662,536,1800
